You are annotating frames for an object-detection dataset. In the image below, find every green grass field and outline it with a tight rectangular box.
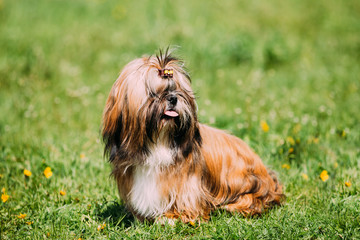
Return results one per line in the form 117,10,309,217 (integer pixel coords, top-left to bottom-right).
1,0,359,239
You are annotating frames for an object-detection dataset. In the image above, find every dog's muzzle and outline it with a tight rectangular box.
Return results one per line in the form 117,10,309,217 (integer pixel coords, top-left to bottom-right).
164,94,179,118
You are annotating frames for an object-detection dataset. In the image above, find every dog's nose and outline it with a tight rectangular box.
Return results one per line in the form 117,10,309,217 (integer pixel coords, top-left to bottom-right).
167,94,178,106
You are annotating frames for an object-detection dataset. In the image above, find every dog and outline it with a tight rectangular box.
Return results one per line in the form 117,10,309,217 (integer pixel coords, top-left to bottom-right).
101,49,284,223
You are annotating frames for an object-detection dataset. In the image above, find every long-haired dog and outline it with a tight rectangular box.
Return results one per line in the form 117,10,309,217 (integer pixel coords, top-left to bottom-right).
102,49,284,223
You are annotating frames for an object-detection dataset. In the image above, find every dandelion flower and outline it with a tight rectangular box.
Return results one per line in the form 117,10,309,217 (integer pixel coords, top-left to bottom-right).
18,213,27,219
97,223,106,231
260,120,269,133
26,221,33,225
1,193,9,203
286,136,295,146
59,190,66,196
282,164,290,170
24,169,32,177
301,173,309,180
341,130,346,137
345,181,351,187
43,167,53,179
313,138,319,144
1,188,5,193
189,221,196,226
320,170,329,182
288,147,294,153
80,153,85,159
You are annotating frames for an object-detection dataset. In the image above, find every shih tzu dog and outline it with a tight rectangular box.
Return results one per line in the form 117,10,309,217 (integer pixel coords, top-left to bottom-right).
102,49,284,223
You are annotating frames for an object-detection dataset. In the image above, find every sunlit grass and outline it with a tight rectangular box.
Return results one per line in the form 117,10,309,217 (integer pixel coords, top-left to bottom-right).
1,0,359,238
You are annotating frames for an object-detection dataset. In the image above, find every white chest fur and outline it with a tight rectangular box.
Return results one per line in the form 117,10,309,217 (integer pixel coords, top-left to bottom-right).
129,145,175,218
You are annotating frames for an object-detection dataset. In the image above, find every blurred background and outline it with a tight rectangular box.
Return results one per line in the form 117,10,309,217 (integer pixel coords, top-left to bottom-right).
0,0,359,237
1,0,359,147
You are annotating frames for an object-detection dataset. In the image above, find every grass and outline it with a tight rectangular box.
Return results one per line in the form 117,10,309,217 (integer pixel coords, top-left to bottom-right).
0,0,359,239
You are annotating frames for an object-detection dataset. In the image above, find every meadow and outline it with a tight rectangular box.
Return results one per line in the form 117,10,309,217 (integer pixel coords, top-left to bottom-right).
0,0,359,239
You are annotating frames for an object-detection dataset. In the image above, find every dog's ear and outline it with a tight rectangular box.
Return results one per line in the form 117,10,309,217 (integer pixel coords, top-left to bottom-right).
101,58,149,160
102,82,125,158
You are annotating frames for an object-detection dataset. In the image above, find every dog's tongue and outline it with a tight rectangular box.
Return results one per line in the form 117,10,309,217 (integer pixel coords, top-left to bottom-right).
164,110,179,117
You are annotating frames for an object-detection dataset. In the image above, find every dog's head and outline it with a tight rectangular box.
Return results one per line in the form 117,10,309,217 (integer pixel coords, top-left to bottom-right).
102,50,201,163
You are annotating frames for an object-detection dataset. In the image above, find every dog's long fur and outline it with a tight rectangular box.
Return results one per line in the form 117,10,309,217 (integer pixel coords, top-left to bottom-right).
102,50,284,222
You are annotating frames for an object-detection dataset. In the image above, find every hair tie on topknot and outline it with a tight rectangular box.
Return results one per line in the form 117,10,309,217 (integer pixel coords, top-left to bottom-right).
159,69,173,79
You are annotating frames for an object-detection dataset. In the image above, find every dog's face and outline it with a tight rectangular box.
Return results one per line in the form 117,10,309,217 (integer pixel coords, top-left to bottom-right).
139,61,195,142
102,53,201,164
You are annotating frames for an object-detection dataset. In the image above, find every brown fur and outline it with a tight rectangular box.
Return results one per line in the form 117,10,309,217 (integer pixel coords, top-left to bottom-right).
102,49,284,223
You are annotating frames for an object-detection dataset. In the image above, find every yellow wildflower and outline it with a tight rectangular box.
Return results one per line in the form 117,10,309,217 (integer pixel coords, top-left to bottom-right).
1,193,9,203
313,137,319,144
341,130,346,137
345,181,351,187
97,223,106,231
301,173,309,180
1,187,5,193
26,221,33,225
59,190,66,196
18,213,27,219
24,169,32,177
189,221,196,226
286,136,295,145
260,120,269,132
320,170,329,182
282,164,290,170
288,147,294,153
43,167,53,179
80,153,85,159
334,162,338,169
